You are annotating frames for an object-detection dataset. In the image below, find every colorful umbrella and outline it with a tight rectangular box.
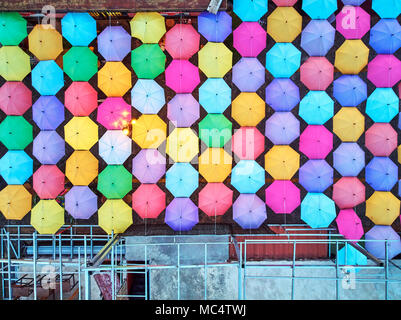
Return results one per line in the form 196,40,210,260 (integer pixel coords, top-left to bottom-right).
65,82,98,116
233,22,266,57
333,107,365,142
365,123,397,157
132,114,166,149
233,194,267,230
31,60,64,96
0,185,31,220
131,44,166,79
198,42,232,78
298,91,334,125
165,60,200,93
28,24,63,60
267,7,302,43
264,146,299,180
32,96,64,130
132,149,166,183
301,193,336,229
366,192,400,226
167,93,199,127
231,160,265,194
63,47,98,81
299,125,333,159
130,12,166,44
336,209,364,241
165,24,200,59
0,116,32,150
0,82,31,115
266,43,301,78
166,162,199,197
265,181,300,214
299,160,333,193
265,112,299,145
232,92,265,126
233,0,268,22
199,114,232,148
132,184,165,219
64,117,98,150
333,143,365,177
33,165,64,199
301,20,335,57
98,62,132,97
65,151,98,186
232,127,265,160
97,97,131,130
372,0,401,19
265,78,299,112
65,186,97,219
333,177,365,209
343,0,365,4
198,183,233,217
337,244,367,270
366,88,399,123
272,0,298,5
198,11,231,42
98,165,132,199
99,130,132,165
333,75,367,107
302,0,337,19
199,148,232,183
336,6,370,39
0,46,30,81
0,151,32,185
232,57,265,92
30,200,64,235
165,198,199,232
98,26,131,61
98,199,133,235
0,12,27,45
334,40,369,74
366,157,398,191
166,128,199,163
300,57,333,91
370,19,401,54
33,131,65,165
131,79,165,114
365,226,401,260
199,79,231,114
61,12,96,46
368,55,401,88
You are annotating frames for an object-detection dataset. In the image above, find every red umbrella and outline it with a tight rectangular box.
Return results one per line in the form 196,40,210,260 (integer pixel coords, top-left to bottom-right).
198,183,233,217
368,55,401,88
300,57,333,91
65,82,98,116
165,60,200,93
97,97,131,130
365,123,397,157
0,82,32,115
333,177,365,209
232,127,265,160
165,24,200,60
132,184,165,219
33,165,65,199
299,125,333,159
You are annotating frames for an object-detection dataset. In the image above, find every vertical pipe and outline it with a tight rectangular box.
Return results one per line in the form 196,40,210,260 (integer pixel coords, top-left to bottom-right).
6,232,12,300
78,247,82,300
385,240,388,300
111,234,115,300
204,243,207,300
84,270,90,300
145,244,148,300
335,240,339,300
291,241,296,300
59,234,63,300
243,241,247,300
33,232,37,300
177,243,180,300
238,241,242,300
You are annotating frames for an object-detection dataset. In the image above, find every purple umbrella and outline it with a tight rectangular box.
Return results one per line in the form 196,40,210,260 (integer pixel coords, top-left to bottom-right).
165,198,199,231
233,194,267,229
232,58,265,92
98,26,131,61
265,112,300,145
198,11,232,42
167,94,200,127
32,96,65,130
265,78,300,111
132,149,166,183
65,186,98,219
365,225,401,260
33,131,65,165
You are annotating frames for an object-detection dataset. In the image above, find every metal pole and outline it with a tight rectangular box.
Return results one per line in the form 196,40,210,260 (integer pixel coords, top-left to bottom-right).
177,243,180,300
33,232,37,300
385,240,388,300
6,232,12,300
59,234,63,300
243,241,247,300
145,244,148,300
238,242,242,300
291,241,296,300
78,247,82,300
335,241,339,300
204,243,207,300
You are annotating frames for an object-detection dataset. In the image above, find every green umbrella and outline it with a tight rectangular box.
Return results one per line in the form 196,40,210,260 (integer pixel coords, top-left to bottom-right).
0,116,33,150
131,44,166,79
98,165,132,199
0,46,31,81
199,114,232,148
63,47,98,81
0,12,27,45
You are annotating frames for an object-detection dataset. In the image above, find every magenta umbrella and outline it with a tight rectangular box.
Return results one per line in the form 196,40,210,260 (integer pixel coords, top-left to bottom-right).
299,125,333,159
365,123,397,157
300,57,333,91
233,22,266,57
265,181,300,214
97,97,131,130
336,6,370,39
333,177,365,209
368,55,401,88
165,60,200,93
0,82,32,115
165,24,200,60
336,209,364,241
272,0,297,5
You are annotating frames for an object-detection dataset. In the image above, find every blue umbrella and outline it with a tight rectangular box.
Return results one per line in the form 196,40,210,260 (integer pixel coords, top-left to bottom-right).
199,78,231,113
233,194,267,229
342,0,366,5
337,244,367,272
166,163,199,198
333,75,367,107
98,26,131,61
366,157,398,191
33,131,65,165
32,96,65,130
165,198,199,232
198,11,231,42
372,0,401,19
299,91,334,125
99,130,132,165
131,79,165,114
370,19,401,54
233,0,268,22
232,58,265,92
265,112,300,145
266,43,301,78
365,225,401,260
302,0,337,19
333,143,365,177
61,12,97,46
366,88,399,123
301,193,336,229
31,61,64,96
265,79,300,111
0,150,33,184
301,20,335,57
299,160,333,193
231,160,265,193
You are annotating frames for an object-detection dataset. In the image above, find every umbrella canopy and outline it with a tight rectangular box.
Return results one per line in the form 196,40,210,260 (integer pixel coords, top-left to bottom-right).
299,160,333,193
333,177,365,209
199,114,232,148
301,193,336,229
97,97,131,130
232,92,265,126
199,148,232,183
299,125,333,159
300,57,333,91
0,185,31,220
301,20,335,56
98,26,131,61
33,131,65,165
32,96,64,130
167,93,199,127
366,88,399,123
165,198,199,232
336,209,364,241
232,57,265,92
0,46,30,81
98,165,132,199
370,19,401,54
199,79,231,114
233,194,267,230
333,107,364,142
337,244,368,270
130,12,166,44
342,0,365,4
199,42,232,78
232,127,265,160
302,0,337,19
0,151,32,185
0,12,27,45
98,62,132,97
299,91,333,125
231,160,265,194
265,181,300,214
165,24,199,59
132,184,165,219
64,117,98,150
132,149,166,183
132,114,166,149
367,192,400,226
198,11,231,42
198,183,233,217
28,25,63,60
98,200,133,235
266,43,301,78
0,116,32,150
65,151,98,185
31,60,64,96
233,0,268,22
372,0,401,18
334,40,369,74
264,146,299,180
63,47,98,81
333,75,367,107
61,12,96,46
131,44,166,79
273,0,297,4
336,6,370,39
65,186,97,219
166,128,199,163
0,82,31,115
166,162,198,197
265,112,300,145
365,225,401,260
65,82,97,116
265,78,299,112
131,79,165,114
30,200,64,235
233,22,266,57
366,157,398,191
33,165,64,199
165,60,200,93
333,143,365,177
267,7,302,43
368,55,401,88
366,123,397,157
99,130,131,165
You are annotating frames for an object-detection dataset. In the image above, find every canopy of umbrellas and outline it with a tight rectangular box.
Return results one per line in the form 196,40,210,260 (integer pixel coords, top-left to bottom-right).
0,0,401,261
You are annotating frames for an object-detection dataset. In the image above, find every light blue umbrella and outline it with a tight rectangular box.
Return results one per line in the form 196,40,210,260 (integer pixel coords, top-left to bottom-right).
299,91,334,125
370,19,401,54
333,143,365,177
301,20,335,57
31,61,64,96
233,0,267,22
337,244,367,272
199,78,231,113
0,150,33,184
301,193,336,229
372,0,401,19
265,78,300,111
302,0,337,19
265,112,299,145
61,12,97,46
99,130,132,165
166,163,198,198
231,160,265,194
366,88,399,123
266,43,301,78
131,79,165,114
333,75,367,107
232,57,265,92
299,160,333,193
366,157,398,191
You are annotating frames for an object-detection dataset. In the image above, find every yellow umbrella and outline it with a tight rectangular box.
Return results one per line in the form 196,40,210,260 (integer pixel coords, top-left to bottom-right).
98,199,133,235
64,116,98,150
232,92,265,126
30,200,64,234
132,114,166,149
333,107,364,142
66,151,98,185
130,12,166,44
366,192,400,226
98,62,132,97
0,46,31,81
28,24,63,61
335,40,369,74
199,148,232,183
166,128,199,162
265,146,299,180
198,42,233,78
267,7,302,43
0,185,31,220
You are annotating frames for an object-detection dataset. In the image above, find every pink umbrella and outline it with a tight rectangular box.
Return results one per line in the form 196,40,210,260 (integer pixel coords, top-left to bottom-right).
265,181,300,214
299,125,333,159
272,0,297,5
165,60,200,93
165,24,200,60
336,6,370,39
336,209,364,241
365,123,397,157
333,177,365,209
232,127,265,160
198,183,233,217
33,165,65,199
233,22,266,57
97,97,131,130
368,55,401,88
0,82,32,115
132,184,165,219
300,57,333,91
65,82,98,116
